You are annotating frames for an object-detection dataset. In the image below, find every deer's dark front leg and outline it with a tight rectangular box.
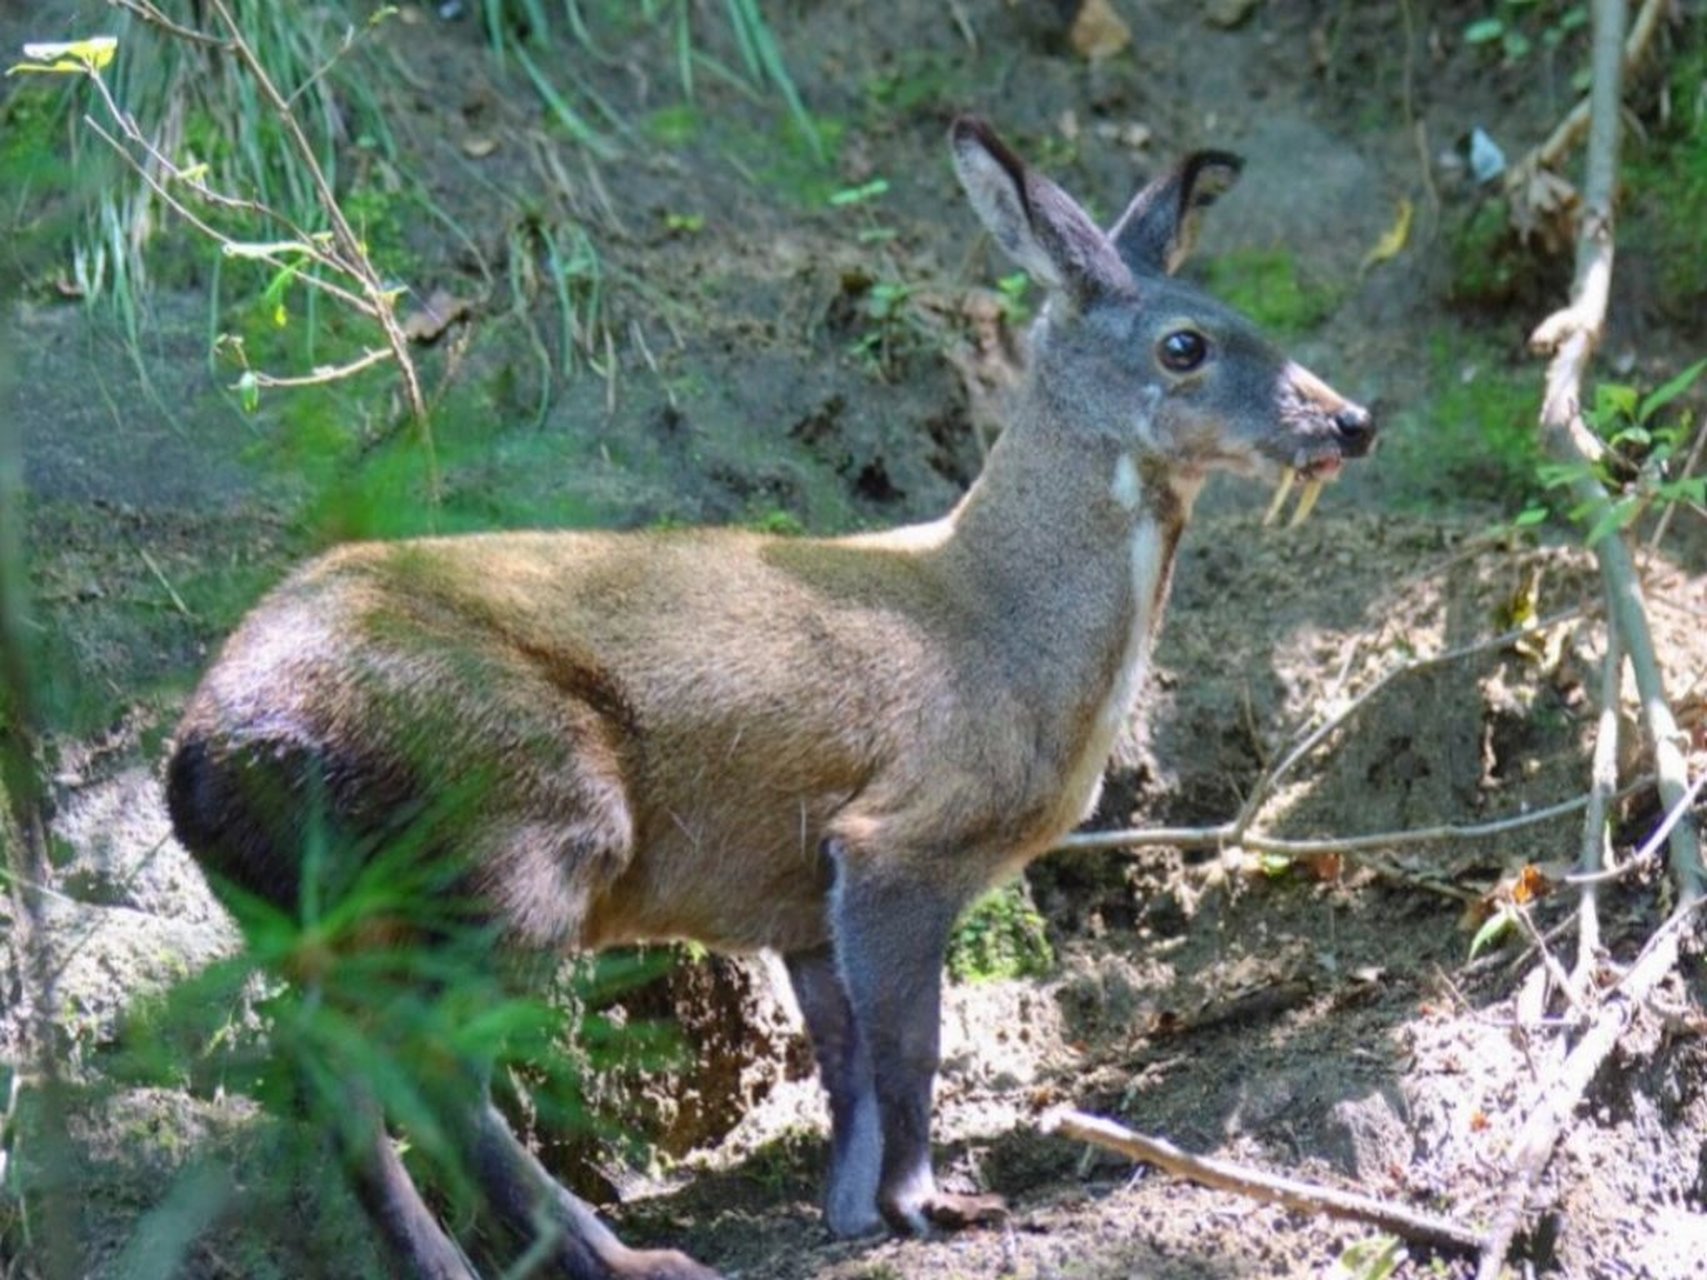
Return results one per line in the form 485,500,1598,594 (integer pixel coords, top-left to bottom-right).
784,946,883,1237
826,845,1007,1235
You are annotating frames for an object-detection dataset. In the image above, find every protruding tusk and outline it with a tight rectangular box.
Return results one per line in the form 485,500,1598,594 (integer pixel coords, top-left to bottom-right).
1262,469,1296,527
1288,476,1324,528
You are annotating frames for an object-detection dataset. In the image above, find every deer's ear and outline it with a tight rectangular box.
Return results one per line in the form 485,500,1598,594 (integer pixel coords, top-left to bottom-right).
1109,150,1243,278
950,117,1129,308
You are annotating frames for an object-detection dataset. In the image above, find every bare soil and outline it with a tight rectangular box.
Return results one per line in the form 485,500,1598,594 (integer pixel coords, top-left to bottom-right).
3,3,1705,1279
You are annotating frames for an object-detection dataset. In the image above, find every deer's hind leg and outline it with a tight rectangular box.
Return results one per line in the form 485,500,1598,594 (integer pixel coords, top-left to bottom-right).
450,1088,719,1280
337,1084,480,1280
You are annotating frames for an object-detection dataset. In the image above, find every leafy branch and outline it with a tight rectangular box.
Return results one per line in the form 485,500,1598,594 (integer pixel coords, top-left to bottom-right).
9,6,439,498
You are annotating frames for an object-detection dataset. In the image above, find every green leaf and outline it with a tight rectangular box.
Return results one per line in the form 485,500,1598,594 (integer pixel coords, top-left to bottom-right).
1657,476,1707,505
1468,906,1515,959
828,178,889,206
8,35,116,75
1465,18,1505,43
1535,461,1586,490
1513,505,1549,527
1592,381,1638,424
1584,494,1639,546
1637,357,1707,424
222,240,316,260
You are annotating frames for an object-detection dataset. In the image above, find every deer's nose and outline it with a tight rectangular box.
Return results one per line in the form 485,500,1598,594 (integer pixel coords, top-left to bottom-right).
1333,404,1375,457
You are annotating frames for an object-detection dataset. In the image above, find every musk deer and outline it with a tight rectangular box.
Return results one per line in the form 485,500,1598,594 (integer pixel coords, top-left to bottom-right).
167,118,1374,1279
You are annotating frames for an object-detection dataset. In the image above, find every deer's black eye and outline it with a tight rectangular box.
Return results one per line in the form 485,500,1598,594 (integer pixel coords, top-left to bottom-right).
1158,329,1209,373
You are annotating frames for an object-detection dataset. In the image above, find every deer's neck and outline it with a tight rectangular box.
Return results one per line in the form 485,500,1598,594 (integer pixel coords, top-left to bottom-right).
938,396,1195,831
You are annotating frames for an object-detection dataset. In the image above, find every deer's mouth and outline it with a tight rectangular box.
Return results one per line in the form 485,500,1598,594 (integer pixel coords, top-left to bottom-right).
1262,450,1345,528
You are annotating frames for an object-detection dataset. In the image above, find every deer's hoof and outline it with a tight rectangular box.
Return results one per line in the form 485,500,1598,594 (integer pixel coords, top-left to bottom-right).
881,1188,1009,1237
607,1247,722,1280
920,1190,1009,1231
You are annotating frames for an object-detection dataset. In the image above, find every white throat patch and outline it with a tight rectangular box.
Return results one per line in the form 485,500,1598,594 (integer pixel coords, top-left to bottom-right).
1110,453,1141,511
1056,516,1169,829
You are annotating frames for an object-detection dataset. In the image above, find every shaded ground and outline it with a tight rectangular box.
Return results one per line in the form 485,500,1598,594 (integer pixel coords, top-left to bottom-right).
3,2,1706,1279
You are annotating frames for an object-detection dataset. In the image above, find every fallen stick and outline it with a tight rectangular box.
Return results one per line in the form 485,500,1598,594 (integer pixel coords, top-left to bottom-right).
1041,1108,1481,1255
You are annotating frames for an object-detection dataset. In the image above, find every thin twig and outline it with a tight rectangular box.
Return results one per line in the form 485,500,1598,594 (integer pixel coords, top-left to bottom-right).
79,113,375,317
1647,415,1706,552
247,346,395,389
137,544,192,619
1042,1109,1481,1254
1568,768,1707,885
108,0,227,50
1060,781,1642,859
203,0,435,493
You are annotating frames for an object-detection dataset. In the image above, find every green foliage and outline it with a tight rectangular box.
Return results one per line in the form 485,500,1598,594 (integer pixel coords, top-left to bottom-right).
995,272,1032,326
861,48,972,115
746,508,806,536
1534,359,1707,543
109,787,677,1218
1445,202,1534,309
646,103,702,147
1462,1,1589,72
1383,334,1545,509
1624,37,1707,319
847,278,922,376
947,880,1054,984
1200,249,1339,339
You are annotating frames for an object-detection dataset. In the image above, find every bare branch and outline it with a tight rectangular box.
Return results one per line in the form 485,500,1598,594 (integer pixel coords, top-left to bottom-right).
1059,784,1641,859
1574,612,1622,982
107,0,227,50
1502,0,1671,189
1523,0,1705,903
202,0,430,448
1568,768,1707,885
1042,1109,1481,1254
246,347,396,389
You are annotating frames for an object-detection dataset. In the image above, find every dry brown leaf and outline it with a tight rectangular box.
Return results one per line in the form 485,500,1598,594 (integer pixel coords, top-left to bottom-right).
1509,165,1579,252
1069,0,1131,60
1302,851,1345,882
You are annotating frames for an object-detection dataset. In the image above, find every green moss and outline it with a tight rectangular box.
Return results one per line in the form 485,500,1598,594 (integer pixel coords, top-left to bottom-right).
728,116,846,207
745,508,805,536
947,881,1054,984
1201,249,1339,338
340,184,418,279
0,86,64,186
646,104,701,148
1445,202,1531,307
1382,330,1545,510
862,49,971,116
